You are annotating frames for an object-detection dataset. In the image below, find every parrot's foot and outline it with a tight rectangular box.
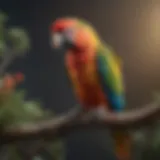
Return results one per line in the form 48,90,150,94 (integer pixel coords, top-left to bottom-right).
68,104,85,119
89,106,107,120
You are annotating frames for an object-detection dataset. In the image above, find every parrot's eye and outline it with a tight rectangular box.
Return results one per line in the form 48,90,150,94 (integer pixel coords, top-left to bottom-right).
51,32,64,48
64,28,75,42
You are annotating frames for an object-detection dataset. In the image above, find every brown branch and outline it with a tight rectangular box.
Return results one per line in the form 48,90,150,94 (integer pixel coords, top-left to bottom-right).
1,102,160,144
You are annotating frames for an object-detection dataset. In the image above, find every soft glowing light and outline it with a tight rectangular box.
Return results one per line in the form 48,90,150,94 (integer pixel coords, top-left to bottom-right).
148,5,160,49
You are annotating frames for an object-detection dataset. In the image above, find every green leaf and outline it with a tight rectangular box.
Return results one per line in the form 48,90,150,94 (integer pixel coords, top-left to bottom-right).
0,89,48,127
7,28,30,55
23,101,44,119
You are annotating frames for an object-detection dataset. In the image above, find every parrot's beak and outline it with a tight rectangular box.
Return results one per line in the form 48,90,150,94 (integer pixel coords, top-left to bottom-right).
51,33,64,49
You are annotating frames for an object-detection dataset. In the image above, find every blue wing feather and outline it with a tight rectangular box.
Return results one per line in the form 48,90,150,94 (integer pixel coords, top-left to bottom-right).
96,49,125,112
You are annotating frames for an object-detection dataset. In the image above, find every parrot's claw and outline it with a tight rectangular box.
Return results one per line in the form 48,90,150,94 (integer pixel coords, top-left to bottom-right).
68,104,84,119
89,106,107,120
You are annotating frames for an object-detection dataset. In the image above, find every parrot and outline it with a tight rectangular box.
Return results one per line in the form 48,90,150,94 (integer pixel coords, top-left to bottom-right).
50,17,131,160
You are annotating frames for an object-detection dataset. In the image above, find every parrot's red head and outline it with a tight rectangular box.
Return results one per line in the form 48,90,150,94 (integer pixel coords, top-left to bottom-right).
50,17,100,51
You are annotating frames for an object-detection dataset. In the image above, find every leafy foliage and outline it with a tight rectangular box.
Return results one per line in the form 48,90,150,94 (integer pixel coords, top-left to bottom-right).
131,93,160,160
0,12,64,160
7,28,30,55
0,90,47,127
0,11,29,58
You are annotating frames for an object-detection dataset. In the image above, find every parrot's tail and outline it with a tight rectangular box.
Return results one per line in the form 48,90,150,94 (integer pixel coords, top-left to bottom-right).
112,131,131,160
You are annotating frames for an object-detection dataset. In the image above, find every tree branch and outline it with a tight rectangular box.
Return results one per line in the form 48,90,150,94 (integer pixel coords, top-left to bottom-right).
1,102,160,144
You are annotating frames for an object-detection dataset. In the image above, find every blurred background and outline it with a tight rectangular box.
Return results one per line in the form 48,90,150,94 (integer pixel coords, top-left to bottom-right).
1,0,160,160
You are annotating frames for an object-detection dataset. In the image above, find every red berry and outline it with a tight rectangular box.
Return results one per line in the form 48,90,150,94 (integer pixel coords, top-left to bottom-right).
14,72,24,82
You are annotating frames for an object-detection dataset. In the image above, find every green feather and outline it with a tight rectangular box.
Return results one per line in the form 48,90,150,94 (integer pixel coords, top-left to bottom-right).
97,45,124,94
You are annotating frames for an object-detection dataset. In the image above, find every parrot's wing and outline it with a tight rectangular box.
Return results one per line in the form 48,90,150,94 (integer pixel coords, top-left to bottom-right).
96,47,125,111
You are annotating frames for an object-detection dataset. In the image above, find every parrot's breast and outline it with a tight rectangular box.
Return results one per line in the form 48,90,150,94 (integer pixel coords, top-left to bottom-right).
65,51,108,109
